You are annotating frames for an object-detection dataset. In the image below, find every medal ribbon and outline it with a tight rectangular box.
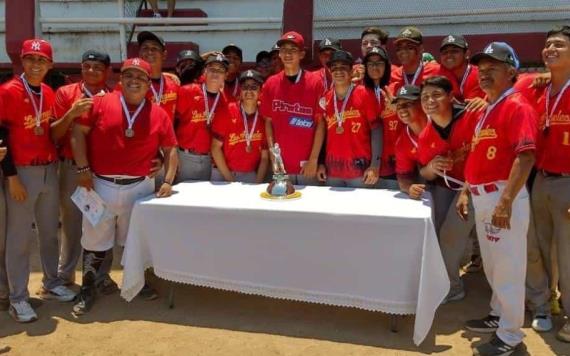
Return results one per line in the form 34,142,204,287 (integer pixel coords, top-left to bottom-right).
333,84,354,129
545,78,570,129
202,84,221,126
150,75,164,104
241,105,259,148
459,65,472,96
20,74,43,129
406,125,418,148
120,95,146,132
404,62,423,86
474,88,516,139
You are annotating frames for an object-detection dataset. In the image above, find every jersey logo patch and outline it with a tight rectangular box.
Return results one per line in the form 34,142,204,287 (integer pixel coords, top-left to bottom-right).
289,117,314,129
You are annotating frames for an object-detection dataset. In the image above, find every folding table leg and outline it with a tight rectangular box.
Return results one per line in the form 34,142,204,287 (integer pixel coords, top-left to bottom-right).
167,283,175,309
390,315,399,332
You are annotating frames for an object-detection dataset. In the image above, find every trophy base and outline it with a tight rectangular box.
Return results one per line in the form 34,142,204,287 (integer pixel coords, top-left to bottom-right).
260,191,302,201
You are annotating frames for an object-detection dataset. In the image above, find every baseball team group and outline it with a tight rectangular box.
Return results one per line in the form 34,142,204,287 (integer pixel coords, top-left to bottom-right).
0,22,568,356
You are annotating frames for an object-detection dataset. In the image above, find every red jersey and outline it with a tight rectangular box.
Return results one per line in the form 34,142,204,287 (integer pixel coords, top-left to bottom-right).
54,82,111,160
314,67,333,94
260,70,324,174
389,61,459,94
320,85,379,179
212,102,267,173
514,73,544,105
175,84,230,154
464,91,538,185
223,77,240,103
116,73,179,121
365,86,402,177
533,84,570,173
395,126,421,176
0,77,57,166
444,65,485,101
79,91,177,176
417,110,477,182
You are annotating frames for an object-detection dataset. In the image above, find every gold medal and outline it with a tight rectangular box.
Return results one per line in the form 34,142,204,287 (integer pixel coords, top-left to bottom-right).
246,144,253,153
34,126,44,136
336,125,344,134
125,128,134,138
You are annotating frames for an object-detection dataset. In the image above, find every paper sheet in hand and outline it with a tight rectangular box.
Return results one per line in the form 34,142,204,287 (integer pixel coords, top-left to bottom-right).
71,187,108,227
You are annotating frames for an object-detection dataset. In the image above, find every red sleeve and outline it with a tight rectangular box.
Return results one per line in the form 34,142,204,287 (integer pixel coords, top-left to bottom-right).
509,103,538,154
395,136,416,175
416,132,431,166
54,86,71,119
159,109,177,148
260,80,273,119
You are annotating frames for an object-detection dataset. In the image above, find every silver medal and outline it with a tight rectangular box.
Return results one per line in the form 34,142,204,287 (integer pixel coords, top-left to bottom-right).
125,128,135,138
34,126,44,136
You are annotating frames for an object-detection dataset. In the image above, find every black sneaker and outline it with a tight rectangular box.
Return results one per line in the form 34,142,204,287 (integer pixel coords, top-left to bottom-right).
137,283,158,301
72,287,95,316
96,275,119,296
466,315,500,333
473,334,525,356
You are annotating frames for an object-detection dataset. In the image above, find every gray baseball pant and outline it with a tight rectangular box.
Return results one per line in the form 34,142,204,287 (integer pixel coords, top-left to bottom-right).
531,173,570,317
6,164,63,303
176,150,211,183
0,178,7,300
211,168,257,183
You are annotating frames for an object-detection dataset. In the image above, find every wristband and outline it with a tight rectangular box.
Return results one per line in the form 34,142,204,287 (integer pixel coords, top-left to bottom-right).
163,180,173,186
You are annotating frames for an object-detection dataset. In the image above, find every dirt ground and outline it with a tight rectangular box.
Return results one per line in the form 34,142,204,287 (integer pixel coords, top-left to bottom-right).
0,242,568,356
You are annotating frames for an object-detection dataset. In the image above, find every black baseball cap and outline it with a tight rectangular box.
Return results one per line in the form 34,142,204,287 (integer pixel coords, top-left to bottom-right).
319,37,341,52
364,46,389,62
326,50,353,67
255,50,271,63
392,85,421,103
394,26,423,45
222,44,243,61
137,31,166,49
176,49,201,64
440,34,468,51
270,43,280,54
239,69,264,85
470,42,519,68
81,49,111,66
204,53,229,69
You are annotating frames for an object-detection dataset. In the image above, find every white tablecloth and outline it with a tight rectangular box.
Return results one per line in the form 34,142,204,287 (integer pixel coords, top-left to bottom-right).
121,182,449,345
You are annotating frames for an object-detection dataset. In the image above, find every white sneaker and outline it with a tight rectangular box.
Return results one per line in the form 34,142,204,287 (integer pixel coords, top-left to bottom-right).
39,285,77,302
531,314,553,332
9,301,38,323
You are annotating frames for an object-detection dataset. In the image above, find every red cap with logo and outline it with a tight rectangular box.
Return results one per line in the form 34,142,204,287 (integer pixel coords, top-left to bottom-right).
277,31,305,49
20,39,53,61
121,57,151,77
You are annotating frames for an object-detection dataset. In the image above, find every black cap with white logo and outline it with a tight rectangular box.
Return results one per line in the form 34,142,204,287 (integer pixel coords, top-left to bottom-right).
440,34,468,50
239,69,264,84
392,85,421,103
81,49,111,66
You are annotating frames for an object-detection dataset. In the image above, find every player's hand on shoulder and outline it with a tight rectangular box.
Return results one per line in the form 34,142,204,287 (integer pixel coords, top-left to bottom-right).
464,97,488,112
70,97,94,118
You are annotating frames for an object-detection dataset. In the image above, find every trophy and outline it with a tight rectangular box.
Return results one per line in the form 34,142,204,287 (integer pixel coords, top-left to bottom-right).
260,143,301,200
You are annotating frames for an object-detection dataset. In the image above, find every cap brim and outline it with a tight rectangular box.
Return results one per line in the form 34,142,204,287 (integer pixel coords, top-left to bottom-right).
21,51,52,61
440,43,467,51
392,95,419,104
327,58,353,67
364,51,388,62
393,38,421,45
276,39,303,48
470,52,501,65
121,65,150,77
319,45,340,52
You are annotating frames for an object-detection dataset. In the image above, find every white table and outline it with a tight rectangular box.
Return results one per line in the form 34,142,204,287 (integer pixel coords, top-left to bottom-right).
120,182,449,346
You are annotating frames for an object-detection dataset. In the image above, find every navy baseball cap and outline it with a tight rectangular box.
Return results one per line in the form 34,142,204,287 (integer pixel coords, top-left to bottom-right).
392,85,421,103
364,46,389,62
137,31,166,49
319,37,342,52
222,43,243,61
82,49,111,66
471,42,520,69
327,50,353,67
204,53,229,69
176,49,201,64
440,34,468,50
239,69,264,85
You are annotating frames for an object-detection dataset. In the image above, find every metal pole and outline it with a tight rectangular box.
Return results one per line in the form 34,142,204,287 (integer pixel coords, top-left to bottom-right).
117,0,127,61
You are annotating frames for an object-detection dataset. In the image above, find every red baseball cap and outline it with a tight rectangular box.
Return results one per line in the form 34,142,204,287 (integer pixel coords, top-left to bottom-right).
277,31,305,49
121,57,151,77
20,39,53,61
